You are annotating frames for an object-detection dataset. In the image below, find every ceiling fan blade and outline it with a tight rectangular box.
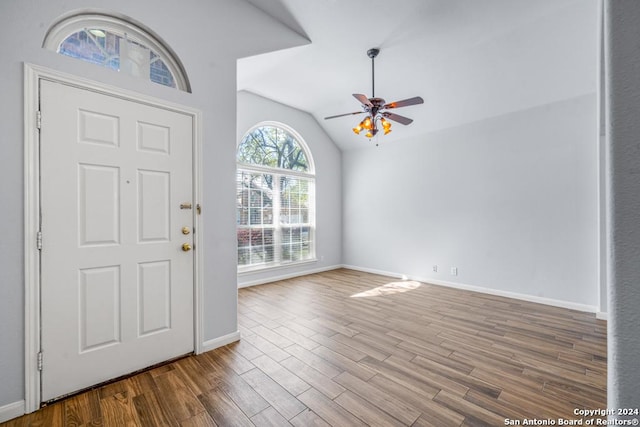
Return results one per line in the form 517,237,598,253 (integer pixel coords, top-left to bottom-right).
324,111,365,120
383,112,413,125
384,96,424,109
353,93,373,108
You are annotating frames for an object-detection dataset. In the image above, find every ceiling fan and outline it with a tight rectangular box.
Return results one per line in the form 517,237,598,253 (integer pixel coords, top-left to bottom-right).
324,47,424,139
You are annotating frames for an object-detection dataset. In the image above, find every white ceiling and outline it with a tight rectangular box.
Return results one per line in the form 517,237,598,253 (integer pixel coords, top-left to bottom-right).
238,0,594,151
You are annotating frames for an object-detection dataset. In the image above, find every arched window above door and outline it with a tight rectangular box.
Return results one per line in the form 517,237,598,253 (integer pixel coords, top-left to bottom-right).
43,12,190,92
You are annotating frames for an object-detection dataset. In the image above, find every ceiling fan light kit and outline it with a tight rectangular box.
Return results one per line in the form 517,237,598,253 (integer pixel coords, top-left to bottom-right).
325,47,424,142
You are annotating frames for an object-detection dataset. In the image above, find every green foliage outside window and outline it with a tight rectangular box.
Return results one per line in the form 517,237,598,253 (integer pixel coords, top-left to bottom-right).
237,126,309,172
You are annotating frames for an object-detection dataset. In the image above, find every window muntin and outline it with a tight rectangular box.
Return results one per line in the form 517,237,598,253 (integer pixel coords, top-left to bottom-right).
237,124,315,271
43,13,189,91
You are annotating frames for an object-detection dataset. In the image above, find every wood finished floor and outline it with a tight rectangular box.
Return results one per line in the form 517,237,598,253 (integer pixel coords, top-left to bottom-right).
3,269,607,427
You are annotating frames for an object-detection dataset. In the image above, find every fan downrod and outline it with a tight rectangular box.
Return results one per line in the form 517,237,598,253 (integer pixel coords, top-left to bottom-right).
367,48,380,97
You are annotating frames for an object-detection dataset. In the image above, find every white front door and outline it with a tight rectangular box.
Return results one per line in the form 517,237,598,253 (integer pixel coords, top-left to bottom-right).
39,80,195,401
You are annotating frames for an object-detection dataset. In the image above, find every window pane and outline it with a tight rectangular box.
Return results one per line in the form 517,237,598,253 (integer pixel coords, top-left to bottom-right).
302,226,311,257
250,189,262,207
291,227,301,244
238,171,274,227
280,177,310,225
250,247,266,264
292,244,302,261
57,28,178,90
263,229,273,245
280,207,290,224
264,245,274,263
59,30,120,69
249,208,262,225
250,228,263,246
280,225,312,263
150,53,176,88
237,126,309,171
291,209,301,224
237,228,250,248
282,227,291,244
236,171,249,225
263,208,273,225
238,247,250,266
281,244,291,262
236,226,275,266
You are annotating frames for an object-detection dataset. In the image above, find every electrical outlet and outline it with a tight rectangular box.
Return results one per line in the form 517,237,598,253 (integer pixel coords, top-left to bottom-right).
432,265,438,272
450,267,458,276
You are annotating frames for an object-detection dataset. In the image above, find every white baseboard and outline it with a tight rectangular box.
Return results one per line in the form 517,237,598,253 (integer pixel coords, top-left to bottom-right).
596,312,608,320
342,264,598,314
426,277,598,313
0,400,25,423
341,264,405,280
238,264,343,288
201,331,241,353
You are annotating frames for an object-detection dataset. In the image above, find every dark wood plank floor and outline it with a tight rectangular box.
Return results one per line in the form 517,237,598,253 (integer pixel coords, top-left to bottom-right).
3,269,607,426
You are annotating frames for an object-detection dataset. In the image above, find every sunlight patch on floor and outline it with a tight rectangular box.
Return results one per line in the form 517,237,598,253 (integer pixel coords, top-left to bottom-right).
350,280,422,298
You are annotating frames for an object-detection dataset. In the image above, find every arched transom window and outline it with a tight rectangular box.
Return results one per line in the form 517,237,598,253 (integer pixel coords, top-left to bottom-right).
43,12,190,91
237,123,316,271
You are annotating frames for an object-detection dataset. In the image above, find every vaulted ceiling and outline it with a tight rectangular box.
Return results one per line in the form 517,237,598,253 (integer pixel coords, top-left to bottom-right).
238,0,596,151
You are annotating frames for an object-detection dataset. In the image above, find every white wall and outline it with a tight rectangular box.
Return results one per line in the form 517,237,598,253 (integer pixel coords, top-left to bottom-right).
409,0,598,138
343,94,599,309
604,0,640,412
0,0,306,412
236,91,343,287
340,0,600,311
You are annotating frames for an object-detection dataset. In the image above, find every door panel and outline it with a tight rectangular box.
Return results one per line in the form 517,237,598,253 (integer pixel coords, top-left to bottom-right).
138,169,171,242
79,266,121,352
40,80,194,401
78,164,121,246
138,260,172,336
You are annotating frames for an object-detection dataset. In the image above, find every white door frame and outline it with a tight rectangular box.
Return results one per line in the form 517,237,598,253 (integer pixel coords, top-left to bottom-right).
23,63,204,413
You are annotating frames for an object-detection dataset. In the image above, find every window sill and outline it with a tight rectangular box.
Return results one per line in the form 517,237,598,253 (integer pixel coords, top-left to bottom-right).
238,258,318,276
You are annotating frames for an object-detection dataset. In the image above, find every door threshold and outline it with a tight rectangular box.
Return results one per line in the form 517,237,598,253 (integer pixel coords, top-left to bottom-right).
41,352,194,407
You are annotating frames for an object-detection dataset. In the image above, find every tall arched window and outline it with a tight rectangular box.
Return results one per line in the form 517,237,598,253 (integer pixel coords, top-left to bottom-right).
237,123,316,271
43,12,190,92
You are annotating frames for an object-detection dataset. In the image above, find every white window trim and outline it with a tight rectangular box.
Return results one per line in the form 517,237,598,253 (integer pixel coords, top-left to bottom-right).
238,258,319,276
237,122,316,273
42,11,190,92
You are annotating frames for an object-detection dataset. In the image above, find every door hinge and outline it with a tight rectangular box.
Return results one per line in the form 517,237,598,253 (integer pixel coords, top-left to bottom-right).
37,352,43,371
36,231,42,250
36,110,42,130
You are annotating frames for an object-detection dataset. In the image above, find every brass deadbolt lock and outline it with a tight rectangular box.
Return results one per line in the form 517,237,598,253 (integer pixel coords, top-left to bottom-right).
182,226,191,235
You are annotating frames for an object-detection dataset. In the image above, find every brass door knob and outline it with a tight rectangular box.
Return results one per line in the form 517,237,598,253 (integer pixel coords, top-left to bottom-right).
182,243,192,252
